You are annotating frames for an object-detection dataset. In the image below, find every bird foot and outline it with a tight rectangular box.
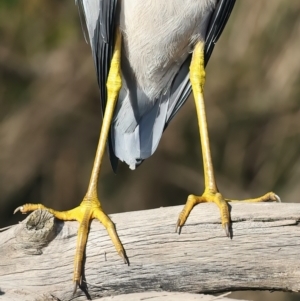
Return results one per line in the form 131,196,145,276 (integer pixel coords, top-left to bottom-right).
14,198,128,291
176,191,280,237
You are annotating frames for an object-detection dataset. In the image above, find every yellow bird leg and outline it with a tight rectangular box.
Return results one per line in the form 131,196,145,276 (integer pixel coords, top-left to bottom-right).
176,41,280,236
14,28,127,293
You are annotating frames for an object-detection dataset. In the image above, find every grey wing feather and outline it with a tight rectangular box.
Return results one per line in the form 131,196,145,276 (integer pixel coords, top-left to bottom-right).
76,0,119,171
204,0,236,64
111,64,169,169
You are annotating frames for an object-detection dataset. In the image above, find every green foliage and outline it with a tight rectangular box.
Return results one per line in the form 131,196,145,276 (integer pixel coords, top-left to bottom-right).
0,0,19,9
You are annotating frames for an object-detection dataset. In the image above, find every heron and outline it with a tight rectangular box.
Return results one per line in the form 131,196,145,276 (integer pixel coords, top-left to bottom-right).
14,0,279,291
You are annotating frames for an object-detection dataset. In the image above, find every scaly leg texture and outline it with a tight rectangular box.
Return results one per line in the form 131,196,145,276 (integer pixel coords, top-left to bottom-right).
176,42,280,236
14,28,126,292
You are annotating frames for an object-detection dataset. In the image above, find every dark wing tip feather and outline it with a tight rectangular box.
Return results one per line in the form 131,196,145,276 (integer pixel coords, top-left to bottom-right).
204,0,236,65
76,0,119,172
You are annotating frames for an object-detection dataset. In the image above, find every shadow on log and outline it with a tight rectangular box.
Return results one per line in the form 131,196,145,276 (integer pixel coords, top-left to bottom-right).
0,203,300,301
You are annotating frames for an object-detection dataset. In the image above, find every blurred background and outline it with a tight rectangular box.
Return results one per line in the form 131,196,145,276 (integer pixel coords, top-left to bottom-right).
0,0,300,300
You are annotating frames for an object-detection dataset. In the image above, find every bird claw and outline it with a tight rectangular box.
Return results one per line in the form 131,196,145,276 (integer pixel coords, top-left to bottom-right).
72,280,80,296
224,222,230,238
274,194,281,203
13,206,25,214
119,249,129,265
175,219,182,234
175,220,179,233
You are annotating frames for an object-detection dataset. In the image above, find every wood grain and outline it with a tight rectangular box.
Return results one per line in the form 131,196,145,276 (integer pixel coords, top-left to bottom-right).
0,203,300,301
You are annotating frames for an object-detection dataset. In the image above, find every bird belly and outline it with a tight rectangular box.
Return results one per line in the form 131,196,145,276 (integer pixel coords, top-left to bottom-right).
112,0,216,169
120,0,216,100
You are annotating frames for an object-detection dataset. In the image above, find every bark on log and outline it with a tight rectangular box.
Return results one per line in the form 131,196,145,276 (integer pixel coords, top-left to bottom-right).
0,203,300,301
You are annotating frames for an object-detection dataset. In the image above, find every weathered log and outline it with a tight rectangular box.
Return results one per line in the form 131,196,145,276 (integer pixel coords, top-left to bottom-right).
0,203,300,301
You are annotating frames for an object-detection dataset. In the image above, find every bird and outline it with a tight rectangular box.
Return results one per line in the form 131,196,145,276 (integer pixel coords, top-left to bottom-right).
14,0,280,293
